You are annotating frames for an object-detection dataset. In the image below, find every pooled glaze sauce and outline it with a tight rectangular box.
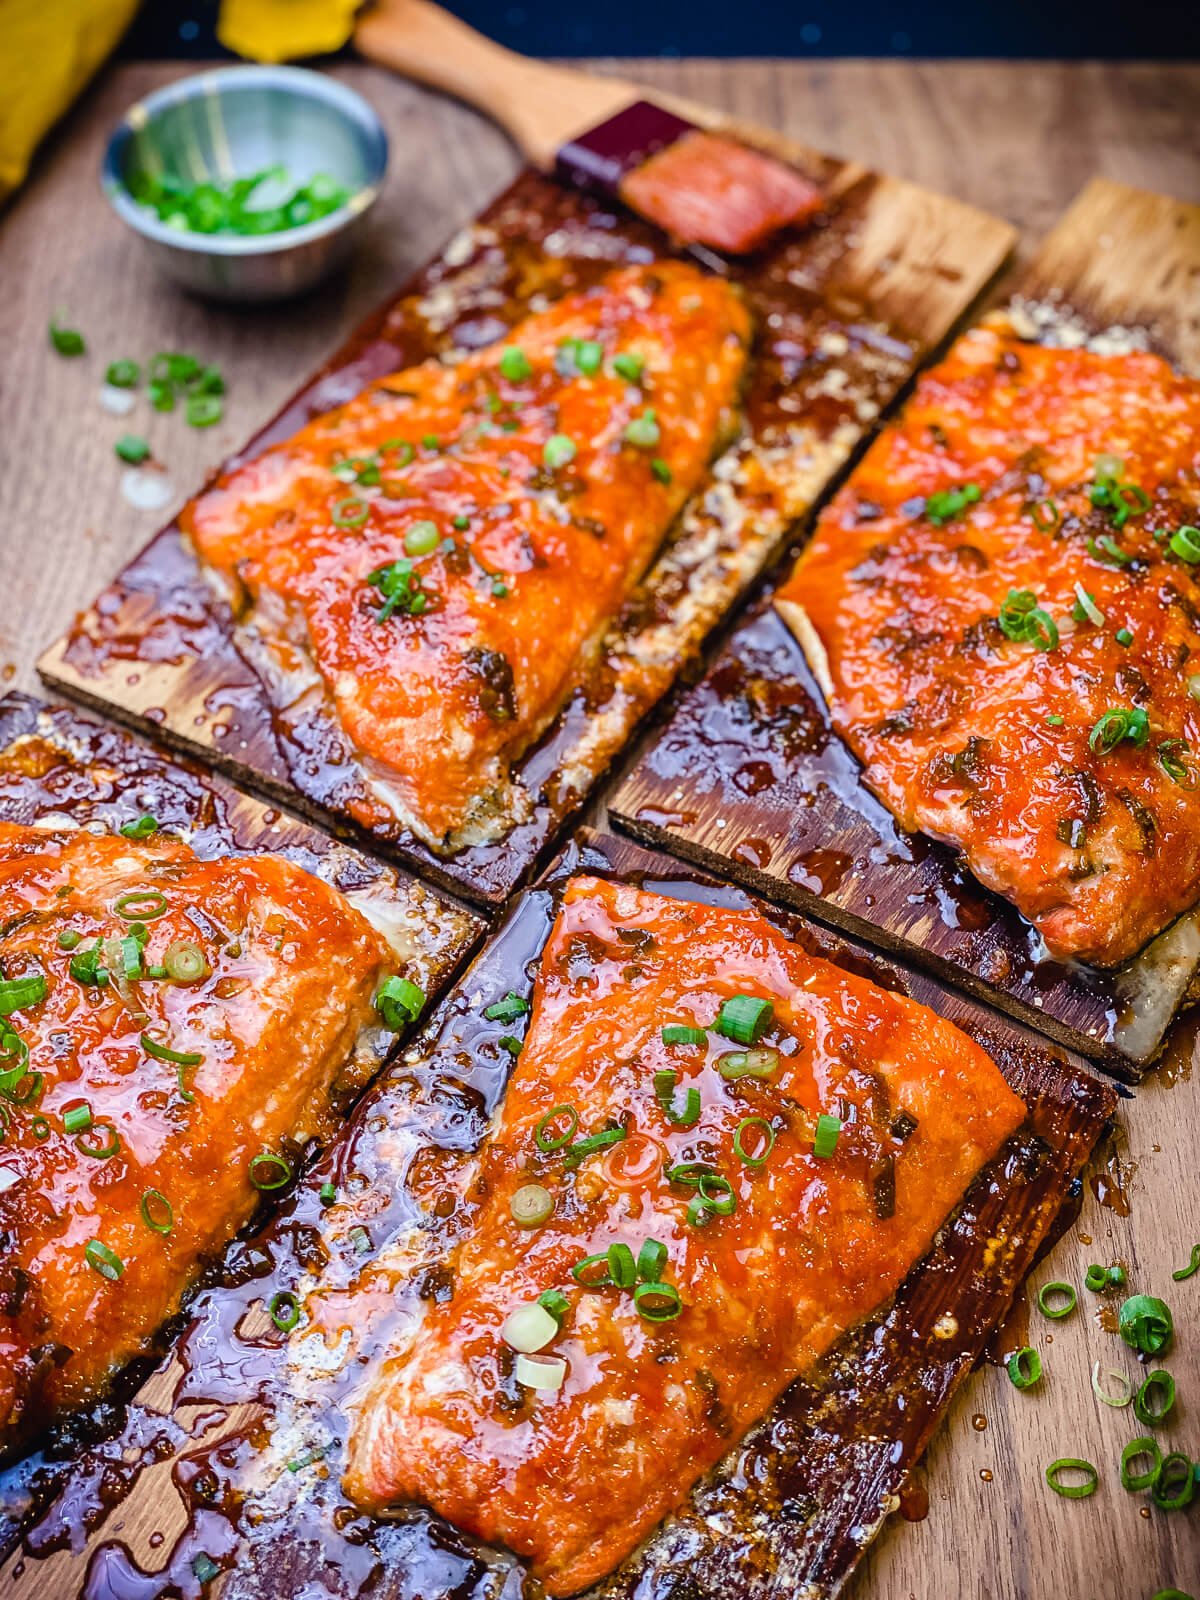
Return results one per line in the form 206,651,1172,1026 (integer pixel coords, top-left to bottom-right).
0,837,1116,1600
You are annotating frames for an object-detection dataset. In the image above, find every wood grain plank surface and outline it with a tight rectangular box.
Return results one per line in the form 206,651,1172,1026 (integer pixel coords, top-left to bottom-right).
612,177,1200,1075
0,57,1197,1600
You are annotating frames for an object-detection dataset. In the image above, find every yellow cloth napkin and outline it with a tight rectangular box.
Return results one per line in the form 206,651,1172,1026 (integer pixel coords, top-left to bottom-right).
0,0,138,203
218,0,361,63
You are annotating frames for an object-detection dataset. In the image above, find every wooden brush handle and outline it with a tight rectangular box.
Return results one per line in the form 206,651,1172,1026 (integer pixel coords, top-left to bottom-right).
354,0,640,170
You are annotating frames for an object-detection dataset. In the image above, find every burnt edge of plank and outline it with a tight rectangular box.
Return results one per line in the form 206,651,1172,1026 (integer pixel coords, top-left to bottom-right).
0,827,1115,1600
40,162,1012,909
610,183,1200,1079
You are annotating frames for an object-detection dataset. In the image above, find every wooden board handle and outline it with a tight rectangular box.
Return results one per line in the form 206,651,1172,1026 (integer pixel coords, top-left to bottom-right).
354,0,639,170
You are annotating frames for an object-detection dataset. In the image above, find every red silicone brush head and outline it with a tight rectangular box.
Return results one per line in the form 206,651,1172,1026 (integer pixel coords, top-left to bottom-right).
619,128,824,254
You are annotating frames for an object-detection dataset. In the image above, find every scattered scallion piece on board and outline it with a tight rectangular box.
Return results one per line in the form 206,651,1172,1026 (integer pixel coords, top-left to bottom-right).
49,318,85,356
1120,1436,1160,1491
1133,1370,1176,1428
1045,1458,1098,1499
1037,1281,1077,1320
106,359,140,388
1172,1243,1200,1280
1006,1347,1042,1390
1091,1362,1132,1408
1151,1452,1195,1511
1118,1294,1173,1356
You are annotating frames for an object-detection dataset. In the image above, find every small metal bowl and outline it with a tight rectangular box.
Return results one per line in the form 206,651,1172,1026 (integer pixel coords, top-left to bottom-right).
102,65,388,303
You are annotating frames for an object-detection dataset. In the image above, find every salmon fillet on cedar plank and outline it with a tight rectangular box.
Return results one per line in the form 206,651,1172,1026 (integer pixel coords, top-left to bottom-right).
775,319,1200,967
0,819,392,1446
344,876,1025,1595
184,262,750,855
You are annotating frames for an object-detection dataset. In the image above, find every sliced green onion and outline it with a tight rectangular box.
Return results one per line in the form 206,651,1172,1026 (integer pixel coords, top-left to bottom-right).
270,1290,301,1332
535,1104,578,1152
114,890,167,921
924,482,981,525
1118,1293,1173,1356
1037,1281,1077,1320
191,1553,220,1585
106,359,140,388
1158,738,1196,789
0,973,48,1015
715,994,773,1045
538,1288,570,1321
140,1188,174,1235
30,1114,50,1141
734,1116,775,1168
57,929,82,951
498,1034,522,1055
636,1239,667,1282
1133,1370,1176,1428
514,1351,566,1391
1085,1263,1113,1292
163,940,208,983
319,1181,337,1206
998,588,1058,650
612,352,645,384
249,1152,293,1192
1115,626,1134,646
1088,533,1132,567
176,1062,195,1103
633,1280,683,1321
607,1243,636,1288
484,992,529,1024
1170,525,1200,563
813,1113,841,1158
651,457,672,484
499,347,532,382
543,434,577,469
119,814,159,839
1006,1347,1043,1390
287,1444,330,1473
717,1047,779,1080
1151,1452,1195,1510
142,1031,202,1066
115,434,150,465
661,1024,706,1046
49,318,85,356
1030,499,1059,532
374,975,425,1030
331,496,369,528
75,1121,120,1160
623,408,660,449
510,1183,554,1228
563,1128,626,1167
63,1102,93,1135
404,520,440,556
85,1239,124,1280
653,1067,701,1128
572,1251,613,1288
1045,1458,1098,1498
1121,1436,1162,1491
1072,582,1105,626
503,1300,558,1353
1172,1243,1200,1280
1091,1362,1132,1408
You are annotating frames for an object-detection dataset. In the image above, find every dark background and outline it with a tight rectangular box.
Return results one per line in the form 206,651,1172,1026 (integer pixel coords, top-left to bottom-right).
123,0,1199,59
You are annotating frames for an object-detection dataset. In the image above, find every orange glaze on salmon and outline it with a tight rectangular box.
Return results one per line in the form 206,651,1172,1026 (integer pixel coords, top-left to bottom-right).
0,821,390,1445
184,262,750,853
619,130,824,254
776,322,1200,967
345,876,1025,1594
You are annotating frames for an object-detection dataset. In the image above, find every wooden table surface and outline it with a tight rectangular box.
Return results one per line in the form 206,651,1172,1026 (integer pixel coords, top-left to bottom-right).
1,57,1198,1600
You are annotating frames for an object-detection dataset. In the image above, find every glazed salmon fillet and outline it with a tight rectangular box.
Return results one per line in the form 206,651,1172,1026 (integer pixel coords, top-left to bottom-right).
776,319,1200,966
185,262,750,853
0,819,390,1445
345,876,1025,1594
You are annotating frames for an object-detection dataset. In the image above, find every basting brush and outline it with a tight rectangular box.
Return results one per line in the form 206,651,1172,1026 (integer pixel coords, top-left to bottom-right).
354,0,825,255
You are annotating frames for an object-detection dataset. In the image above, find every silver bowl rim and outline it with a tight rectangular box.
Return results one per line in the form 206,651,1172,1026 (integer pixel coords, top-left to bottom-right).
101,64,389,258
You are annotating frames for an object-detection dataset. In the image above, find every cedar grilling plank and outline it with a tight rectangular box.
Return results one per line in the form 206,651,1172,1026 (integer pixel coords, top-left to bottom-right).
343,874,1025,1594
